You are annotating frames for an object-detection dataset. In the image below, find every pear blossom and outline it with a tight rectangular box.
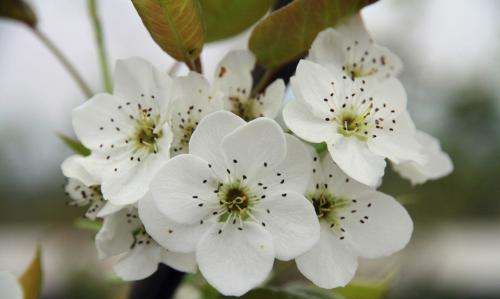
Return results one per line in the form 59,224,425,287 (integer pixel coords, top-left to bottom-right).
146,111,319,296
72,57,221,205
0,271,23,299
393,130,453,185
296,151,413,289
309,14,402,82
283,59,425,186
95,203,197,281
61,155,122,219
214,50,285,121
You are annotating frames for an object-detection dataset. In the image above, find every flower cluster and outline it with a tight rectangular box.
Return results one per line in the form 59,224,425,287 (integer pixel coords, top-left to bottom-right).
62,15,452,296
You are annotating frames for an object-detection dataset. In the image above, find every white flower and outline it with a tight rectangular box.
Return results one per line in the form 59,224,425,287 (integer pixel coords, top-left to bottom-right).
309,14,402,82
295,151,413,289
95,202,197,281
144,111,319,296
393,130,453,185
0,271,23,299
283,59,425,186
72,57,221,205
61,155,121,219
214,50,285,121
169,72,223,155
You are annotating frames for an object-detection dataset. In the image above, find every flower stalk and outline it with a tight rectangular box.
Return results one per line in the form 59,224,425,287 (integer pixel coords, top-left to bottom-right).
88,0,112,93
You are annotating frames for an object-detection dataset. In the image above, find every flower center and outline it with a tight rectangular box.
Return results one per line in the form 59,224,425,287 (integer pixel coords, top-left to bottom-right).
133,111,162,153
229,96,257,121
307,188,348,222
343,64,377,80
336,110,370,141
218,181,256,221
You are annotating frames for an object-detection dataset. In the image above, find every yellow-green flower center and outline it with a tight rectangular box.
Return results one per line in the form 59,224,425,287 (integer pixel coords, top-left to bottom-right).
218,181,256,221
337,110,370,141
307,188,348,223
133,112,162,153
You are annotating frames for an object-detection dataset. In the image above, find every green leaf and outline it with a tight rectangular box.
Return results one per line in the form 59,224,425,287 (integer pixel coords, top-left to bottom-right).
200,0,274,42
18,246,42,299
335,281,389,299
132,0,205,66
0,0,37,27
74,217,102,232
249,0,377,69
58,133,91,156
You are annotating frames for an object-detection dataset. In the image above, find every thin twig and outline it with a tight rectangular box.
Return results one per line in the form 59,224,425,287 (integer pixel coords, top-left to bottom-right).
30,28,93,98
88,0,112,93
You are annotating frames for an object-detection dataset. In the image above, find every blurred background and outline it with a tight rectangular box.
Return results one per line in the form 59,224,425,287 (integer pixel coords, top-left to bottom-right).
0,0,499,298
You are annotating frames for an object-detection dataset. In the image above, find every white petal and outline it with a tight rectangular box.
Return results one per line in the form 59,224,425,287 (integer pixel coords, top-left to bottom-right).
328,137,386,187
311,14,402,82
172,71,214,105
196,222,274,296
0,271,23,299
283,100,339,143
160,250,197,273
96,202,125,218
365,77,407,119
393,130,453,185
336,14,371,48
150,154,219,225
88,123,173,205
169,72,224,155
308,28,346,71
100,150,170,205
72,93,134,150
61,155,99,186
340,190,413,258
213,50,255,98
368,113,425,165
253,134,313,196
139,193,210,253
222,118,286,182
189,111,245,179
363,44,403,81
254,192,320,261
296,222,358,289
95,208,139,259
113,57,174,116
113,243,162,281
254,79,286,119
320,154,371,199
170,72,223,116
291,60,344,118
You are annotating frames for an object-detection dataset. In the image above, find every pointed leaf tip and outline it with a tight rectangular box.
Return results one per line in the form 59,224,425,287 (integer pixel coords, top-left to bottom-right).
19,246,42,299
57,133,91,156
132,0,205,65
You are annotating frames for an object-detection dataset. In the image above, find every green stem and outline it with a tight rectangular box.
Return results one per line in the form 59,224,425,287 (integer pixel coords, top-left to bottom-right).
31,28,93,98
251,69,275,98
88,0,112,93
